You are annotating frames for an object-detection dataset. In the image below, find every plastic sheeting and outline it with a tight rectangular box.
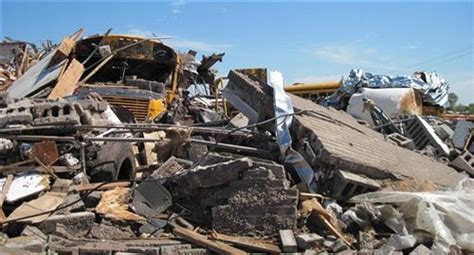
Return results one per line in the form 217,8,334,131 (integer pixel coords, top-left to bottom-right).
350,178,474,253
324,69,450,108
269,70,318,192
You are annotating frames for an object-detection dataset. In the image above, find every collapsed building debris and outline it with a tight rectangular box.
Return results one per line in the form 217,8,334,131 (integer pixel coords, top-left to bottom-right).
0,27,472,254
290,93,465,188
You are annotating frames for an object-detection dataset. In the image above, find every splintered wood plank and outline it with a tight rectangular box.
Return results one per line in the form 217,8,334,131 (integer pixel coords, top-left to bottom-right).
48,59,84,99
172,226,247,255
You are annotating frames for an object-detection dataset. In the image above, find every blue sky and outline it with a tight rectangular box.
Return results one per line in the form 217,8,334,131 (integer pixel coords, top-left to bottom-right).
1,1,473,103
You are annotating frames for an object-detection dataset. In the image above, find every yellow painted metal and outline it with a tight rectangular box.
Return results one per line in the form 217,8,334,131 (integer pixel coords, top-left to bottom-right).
213,77,228,115
166,58,181,103
284,81,341,93
148,99,167,121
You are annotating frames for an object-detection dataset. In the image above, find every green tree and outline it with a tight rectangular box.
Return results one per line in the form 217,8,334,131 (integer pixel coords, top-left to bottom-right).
468,103,474,114
448,92,459,110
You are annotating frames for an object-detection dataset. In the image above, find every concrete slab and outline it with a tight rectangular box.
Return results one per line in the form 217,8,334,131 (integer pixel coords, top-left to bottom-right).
289,94,465,187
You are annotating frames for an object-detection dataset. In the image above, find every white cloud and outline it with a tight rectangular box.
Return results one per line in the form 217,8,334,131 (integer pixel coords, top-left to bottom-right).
125,29,232,52
170,0,185,6
126,29,155,38
171,9,181,14
407,45,418,50
312,45,400,71
169,39,232,52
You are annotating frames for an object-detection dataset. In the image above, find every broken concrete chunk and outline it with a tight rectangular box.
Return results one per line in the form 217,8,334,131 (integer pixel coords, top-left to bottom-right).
386,133,415,150
160,244,193,255
54,193,85,215
227,112,249,129
89,219,136,239
384,234,417,251
289,94,464,187
331,170,381,199
176,248,209,255
405,115,450,156
4,235,45,253
450,150,474,175
82,190,102,208
409,244,432,255
37,211,95,238
295,233,324,249
223,70,274,125
331,238,349,253
279,229,297,253
21,225,47,241
434,124,453,141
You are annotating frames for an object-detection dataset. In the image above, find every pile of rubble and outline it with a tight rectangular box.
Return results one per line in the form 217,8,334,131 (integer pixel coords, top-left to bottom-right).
0,28,472,255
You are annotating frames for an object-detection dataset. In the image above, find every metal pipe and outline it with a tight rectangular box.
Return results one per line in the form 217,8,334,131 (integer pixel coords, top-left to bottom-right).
0,134,270,155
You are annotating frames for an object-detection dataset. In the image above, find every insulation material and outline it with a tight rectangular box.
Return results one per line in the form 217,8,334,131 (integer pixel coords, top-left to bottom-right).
324,69,450,108
347,87,422,126
350,178,474,253
0,173,49,203
96,187,145,222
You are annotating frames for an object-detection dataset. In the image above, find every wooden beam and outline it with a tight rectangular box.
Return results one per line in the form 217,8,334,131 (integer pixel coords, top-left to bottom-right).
172,226,247,255
48,59,84,99
72,181,131,192
49,37,75,67
211,231,281,254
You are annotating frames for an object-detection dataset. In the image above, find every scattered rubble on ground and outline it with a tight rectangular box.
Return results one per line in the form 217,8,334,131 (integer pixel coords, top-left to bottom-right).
0,28,472,254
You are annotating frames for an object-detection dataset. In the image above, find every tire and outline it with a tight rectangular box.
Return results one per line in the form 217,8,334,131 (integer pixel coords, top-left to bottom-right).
87,142,136,182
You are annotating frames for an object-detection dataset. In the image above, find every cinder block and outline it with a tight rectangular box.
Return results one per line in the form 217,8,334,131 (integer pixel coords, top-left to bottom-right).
177,248,209,255
434,124,453,141
451,151,474,176
296,233,324,249
223,70,274,126
279,229,297,253
32,102,81,126
331,170,381,199
386,133,415,150
160,244,192,255
405,116,450,156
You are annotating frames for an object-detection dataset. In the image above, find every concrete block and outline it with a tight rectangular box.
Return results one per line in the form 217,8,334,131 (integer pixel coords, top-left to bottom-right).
183,158,253,189
409,244,432,255
331,170,381,199
54,193,85,214
177,248,209,255
295,233,324,249
405,116,450,156
451,151,474,175
5,236,45,253
38,211,95,238
223,70,274,125
434,124,453,141
160,244,192,255
21,225,47,241
386,133,415,150
279,229,297,253
227,112,249,128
